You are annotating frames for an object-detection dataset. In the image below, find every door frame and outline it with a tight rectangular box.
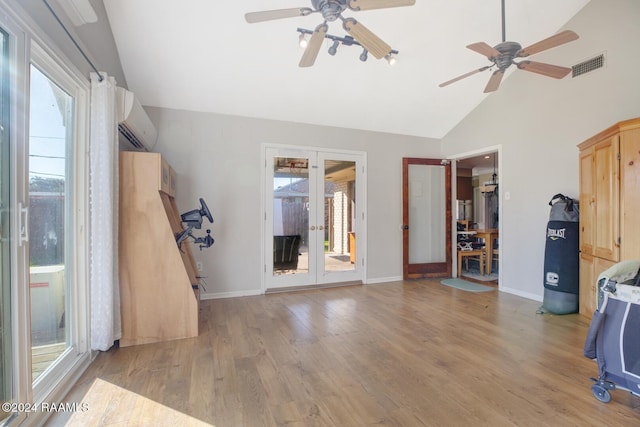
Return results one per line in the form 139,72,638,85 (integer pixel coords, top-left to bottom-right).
261,144,367,292
402,157,452,279
448,145,502,288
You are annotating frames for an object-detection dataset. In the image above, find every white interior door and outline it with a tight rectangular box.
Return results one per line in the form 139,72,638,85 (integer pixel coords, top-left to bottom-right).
264,147,365,290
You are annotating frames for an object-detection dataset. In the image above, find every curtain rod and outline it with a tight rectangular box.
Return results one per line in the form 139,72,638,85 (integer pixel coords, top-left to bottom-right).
42,0,103,81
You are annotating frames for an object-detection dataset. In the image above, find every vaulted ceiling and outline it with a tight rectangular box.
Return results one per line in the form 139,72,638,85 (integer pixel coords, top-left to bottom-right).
102,0,591,139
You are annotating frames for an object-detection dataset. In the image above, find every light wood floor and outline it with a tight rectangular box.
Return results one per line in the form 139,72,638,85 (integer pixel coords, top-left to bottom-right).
52,280,640,426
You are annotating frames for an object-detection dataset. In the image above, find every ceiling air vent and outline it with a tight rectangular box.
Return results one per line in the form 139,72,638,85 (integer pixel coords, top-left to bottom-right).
572,54,605,78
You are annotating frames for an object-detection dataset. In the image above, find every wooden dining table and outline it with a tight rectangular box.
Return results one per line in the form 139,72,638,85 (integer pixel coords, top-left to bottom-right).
474,229,499,275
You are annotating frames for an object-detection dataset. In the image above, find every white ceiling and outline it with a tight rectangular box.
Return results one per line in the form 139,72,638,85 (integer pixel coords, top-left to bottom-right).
102,0,591,139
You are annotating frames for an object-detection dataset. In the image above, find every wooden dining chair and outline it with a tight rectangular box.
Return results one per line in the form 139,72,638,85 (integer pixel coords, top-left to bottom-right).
457,249,485,277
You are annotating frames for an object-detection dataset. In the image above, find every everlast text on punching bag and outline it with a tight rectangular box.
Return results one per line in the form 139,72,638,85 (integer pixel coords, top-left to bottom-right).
541,194,580,314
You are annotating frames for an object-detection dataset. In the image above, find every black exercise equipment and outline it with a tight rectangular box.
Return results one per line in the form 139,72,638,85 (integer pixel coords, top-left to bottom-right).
175,198,215,250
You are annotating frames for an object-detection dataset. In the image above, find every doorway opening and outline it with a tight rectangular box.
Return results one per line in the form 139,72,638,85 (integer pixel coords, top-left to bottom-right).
452,148,501,287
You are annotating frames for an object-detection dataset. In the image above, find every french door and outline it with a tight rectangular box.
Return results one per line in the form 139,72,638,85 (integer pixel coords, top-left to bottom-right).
264,146,365,290
402,158,452,279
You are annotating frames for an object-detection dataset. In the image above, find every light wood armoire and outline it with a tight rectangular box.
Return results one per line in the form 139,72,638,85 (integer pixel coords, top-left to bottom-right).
119,151,200,346
578,117,640,318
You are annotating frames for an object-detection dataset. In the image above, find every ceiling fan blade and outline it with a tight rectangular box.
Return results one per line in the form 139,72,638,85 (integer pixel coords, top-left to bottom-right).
299,24,327,68
342,18,391,59
484,69,504,93
439,66,491,88
517,60,572,79
349,0,416,11
518,30,579,57
245,7,314,23
467,42,501,59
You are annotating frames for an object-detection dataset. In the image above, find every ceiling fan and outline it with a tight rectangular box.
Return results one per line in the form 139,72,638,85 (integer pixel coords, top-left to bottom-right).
439,0,579,93
245,0,415,67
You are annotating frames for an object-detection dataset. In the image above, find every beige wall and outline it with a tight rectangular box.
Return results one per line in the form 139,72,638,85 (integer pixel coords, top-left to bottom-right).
441,0,640,299
147,108,439,297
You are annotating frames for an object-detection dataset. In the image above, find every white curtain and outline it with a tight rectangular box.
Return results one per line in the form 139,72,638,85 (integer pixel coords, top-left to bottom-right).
89,72,121,351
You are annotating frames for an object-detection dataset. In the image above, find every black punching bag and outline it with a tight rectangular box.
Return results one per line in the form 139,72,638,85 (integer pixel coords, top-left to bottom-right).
542,194,580,314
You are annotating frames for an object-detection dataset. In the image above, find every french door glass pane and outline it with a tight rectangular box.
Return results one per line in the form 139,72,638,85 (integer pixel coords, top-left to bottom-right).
273,156,309,276
323,159,356,273
408,164,446,263
28,65,72,381
0,28,12,423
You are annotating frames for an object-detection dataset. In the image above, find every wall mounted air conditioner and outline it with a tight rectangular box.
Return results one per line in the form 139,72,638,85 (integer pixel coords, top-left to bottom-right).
116,87,158,152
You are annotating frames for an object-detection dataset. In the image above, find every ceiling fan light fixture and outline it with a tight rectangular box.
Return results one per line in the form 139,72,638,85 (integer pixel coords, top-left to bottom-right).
296,27,398,65
328,40,340,56
246,1,416,68
385,53,397,66
299,33,309,49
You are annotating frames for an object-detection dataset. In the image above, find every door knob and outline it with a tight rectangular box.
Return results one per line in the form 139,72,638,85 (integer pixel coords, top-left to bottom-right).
402,225,409,230
310,225,316,231
318,225,324,230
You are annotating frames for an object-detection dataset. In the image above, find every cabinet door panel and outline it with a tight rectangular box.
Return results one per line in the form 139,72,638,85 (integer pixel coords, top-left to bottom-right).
579,253,594,318
620,128,640,259
593,137,620,261
579,254,617,318
579,148,594,255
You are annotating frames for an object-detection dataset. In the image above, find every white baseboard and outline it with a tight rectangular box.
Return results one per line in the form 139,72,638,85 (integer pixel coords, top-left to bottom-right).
364,276,403,285
199,289,263,300
500,286,543,302
199,277,405,298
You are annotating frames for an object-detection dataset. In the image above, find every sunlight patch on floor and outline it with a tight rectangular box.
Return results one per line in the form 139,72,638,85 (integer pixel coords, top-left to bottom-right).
64,378,213,426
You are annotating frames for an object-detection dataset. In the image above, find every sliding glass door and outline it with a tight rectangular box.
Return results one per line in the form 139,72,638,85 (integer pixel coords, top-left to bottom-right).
264,147,365,290
0,26,13,424
28,64,74,384
0,5,90,424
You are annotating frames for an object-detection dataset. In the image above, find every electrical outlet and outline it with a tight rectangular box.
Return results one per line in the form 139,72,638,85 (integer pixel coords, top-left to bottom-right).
196,262,203,272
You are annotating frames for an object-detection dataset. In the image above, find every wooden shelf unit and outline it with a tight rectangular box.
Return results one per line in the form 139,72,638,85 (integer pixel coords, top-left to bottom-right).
119,152,199,347
578,117,640,317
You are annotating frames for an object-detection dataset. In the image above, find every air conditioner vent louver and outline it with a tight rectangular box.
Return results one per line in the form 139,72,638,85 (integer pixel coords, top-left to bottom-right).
118,123,145,150
572,54,605,78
